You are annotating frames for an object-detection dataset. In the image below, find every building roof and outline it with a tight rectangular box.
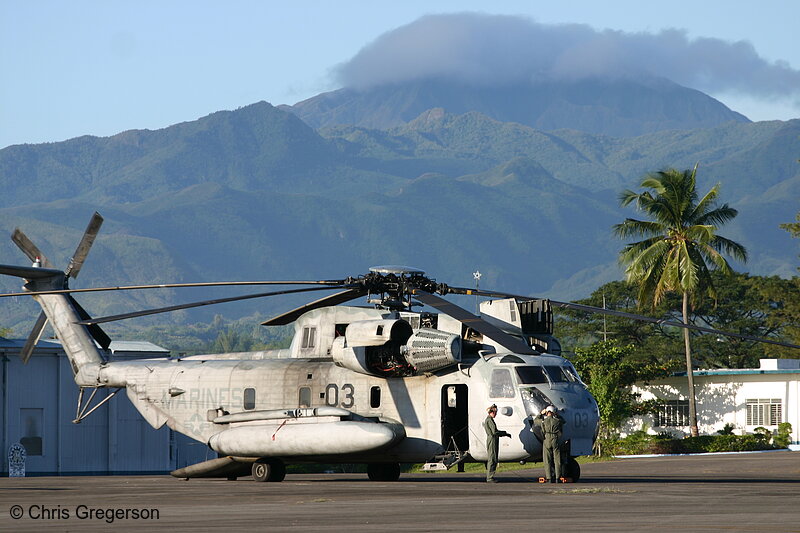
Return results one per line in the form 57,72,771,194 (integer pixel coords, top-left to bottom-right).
0,337,169,356
673,359,800,377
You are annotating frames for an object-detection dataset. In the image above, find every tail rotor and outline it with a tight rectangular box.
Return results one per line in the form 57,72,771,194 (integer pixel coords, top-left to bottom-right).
10,212,107,363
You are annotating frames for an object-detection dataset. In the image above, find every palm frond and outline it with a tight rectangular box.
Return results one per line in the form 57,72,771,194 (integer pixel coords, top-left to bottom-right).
695,204,739,227
689,182,720,222
710,235,749,263
613,219,666,239
684,224,715,244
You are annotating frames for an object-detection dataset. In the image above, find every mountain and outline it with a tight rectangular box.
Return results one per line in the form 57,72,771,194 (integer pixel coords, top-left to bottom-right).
283,77,750,137
0,101,796,336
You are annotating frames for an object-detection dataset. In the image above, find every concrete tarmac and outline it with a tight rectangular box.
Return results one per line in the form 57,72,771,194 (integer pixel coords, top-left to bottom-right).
1,451,798,532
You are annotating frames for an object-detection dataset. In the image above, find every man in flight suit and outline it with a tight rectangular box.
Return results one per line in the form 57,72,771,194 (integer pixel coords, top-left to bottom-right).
533,405,565,483
484,404,511,482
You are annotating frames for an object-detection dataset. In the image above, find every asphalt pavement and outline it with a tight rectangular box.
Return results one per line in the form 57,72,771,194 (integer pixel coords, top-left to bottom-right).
1,451,798,532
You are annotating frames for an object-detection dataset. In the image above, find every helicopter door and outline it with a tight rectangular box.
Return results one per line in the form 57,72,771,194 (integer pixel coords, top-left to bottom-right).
441,384,468,452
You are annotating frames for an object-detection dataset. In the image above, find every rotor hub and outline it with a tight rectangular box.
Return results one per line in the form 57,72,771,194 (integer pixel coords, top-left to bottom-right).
345,267,448,310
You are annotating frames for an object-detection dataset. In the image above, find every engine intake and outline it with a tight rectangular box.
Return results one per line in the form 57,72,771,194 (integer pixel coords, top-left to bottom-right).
402,329,461,372
331,319,461,377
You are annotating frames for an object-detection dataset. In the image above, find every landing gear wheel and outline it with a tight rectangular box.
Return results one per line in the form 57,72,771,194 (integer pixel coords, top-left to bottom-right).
564,457,581,482
252,459,287,482
367,462,401,481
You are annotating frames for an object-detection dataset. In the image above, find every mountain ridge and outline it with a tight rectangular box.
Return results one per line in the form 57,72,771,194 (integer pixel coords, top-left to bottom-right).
284,77,749,137
0,95,796,334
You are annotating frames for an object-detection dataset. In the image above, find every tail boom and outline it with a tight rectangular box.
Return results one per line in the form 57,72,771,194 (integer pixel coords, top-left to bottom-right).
2,265,105,386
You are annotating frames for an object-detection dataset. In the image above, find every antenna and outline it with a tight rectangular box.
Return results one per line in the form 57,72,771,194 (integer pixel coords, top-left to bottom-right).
473,270,482,314
595,293,615,341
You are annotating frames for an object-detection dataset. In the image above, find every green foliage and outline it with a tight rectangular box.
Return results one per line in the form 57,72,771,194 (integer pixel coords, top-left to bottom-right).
780,211,800,247
717,423,735,435
774,423,793,448
610,430,778,455
570,340,670,453
558,273,800,368
754,276,800,350
0,327,11,337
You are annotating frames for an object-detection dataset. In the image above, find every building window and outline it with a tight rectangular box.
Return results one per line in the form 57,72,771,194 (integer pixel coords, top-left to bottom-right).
489,369,515,398
746,398,782,426
655,400,689,427
243,388,256,410
301,327,316,349
370,386,381,408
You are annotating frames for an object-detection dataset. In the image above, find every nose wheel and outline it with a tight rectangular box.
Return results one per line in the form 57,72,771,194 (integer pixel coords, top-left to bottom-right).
252,458,286,482
563,456,580,482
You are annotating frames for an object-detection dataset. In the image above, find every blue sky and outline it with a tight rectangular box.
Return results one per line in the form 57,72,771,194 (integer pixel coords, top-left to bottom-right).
2,1,798,149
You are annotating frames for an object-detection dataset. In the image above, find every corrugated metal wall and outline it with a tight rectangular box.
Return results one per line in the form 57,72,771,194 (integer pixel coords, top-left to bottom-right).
1,346,208,475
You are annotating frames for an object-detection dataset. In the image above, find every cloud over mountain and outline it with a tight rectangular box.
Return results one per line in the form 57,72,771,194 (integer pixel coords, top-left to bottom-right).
335,13,800,102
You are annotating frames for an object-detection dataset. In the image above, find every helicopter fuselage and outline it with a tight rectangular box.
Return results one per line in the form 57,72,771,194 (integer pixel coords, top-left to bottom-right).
98,305,599,465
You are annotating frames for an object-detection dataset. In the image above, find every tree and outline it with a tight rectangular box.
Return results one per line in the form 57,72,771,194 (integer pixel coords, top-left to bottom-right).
557,274,798,369
556,280,684,366
570,340,667,455
613,166,747,436
781,211,800,269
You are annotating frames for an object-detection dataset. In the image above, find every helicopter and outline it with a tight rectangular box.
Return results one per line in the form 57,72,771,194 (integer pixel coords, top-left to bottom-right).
1,213,797,482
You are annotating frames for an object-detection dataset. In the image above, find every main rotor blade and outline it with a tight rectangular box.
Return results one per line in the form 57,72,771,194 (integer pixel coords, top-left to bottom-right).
70,295,112,349
20,311,49,364
65,212,103,279
0,264,64,280
0,279,346,299
446,286,800,350
11,229,55,268
77,286,342,325
413,291,536,355
261,288,367,326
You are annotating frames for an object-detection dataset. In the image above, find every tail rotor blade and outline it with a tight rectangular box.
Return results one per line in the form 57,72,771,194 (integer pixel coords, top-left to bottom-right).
65,212,104,279
20,311,48,364
11,229,54,268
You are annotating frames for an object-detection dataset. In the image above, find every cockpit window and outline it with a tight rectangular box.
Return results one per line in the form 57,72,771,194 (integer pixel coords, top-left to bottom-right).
515,366,549,384
544,365,573,383
489,368,515,398
516,365,575,384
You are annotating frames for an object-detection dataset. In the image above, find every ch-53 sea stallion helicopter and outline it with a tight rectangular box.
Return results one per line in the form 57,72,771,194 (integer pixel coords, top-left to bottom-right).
2,213,798,482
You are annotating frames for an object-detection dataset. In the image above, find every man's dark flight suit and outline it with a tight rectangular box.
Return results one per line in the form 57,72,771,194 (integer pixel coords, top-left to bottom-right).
534,412,565,482
484,414,510,482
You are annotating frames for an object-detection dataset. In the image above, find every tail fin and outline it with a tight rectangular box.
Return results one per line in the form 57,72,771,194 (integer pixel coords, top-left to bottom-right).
1,215,108,386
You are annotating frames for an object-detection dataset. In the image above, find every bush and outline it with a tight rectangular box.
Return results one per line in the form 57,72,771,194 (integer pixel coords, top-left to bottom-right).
774,423,793,448
610,430,780,455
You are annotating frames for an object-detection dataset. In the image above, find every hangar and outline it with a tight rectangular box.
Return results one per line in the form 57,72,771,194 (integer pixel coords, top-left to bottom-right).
625,359,800,446
1,337,208,475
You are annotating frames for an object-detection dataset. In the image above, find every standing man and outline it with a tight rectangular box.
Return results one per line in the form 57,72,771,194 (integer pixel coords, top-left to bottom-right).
484,404,511,483
533,405,565,483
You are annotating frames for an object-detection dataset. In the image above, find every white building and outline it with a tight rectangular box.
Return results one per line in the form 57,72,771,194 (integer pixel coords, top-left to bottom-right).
624,359,799,445
1,337,209,475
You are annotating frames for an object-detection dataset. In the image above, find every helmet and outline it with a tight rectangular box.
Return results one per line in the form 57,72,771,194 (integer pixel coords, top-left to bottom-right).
545,405,556,413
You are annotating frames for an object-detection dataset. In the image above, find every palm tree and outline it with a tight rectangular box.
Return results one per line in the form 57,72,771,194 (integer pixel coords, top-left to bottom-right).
613,166,747,437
